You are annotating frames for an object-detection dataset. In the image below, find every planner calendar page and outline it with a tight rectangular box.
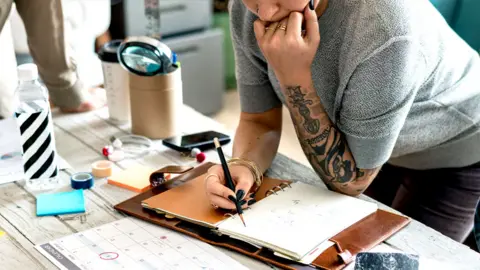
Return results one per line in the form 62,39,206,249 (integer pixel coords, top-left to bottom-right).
36,217,248,270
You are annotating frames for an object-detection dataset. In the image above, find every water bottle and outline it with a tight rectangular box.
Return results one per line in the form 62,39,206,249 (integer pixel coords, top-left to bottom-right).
14,63,59,190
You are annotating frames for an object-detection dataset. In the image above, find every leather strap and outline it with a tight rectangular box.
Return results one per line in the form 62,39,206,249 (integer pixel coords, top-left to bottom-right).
149,165,193,187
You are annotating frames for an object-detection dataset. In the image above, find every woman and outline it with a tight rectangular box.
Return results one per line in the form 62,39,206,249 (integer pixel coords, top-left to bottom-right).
205,0,480,243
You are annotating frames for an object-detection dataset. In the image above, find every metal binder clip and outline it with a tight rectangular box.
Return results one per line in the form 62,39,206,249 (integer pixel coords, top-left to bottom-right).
59,213,89,224
79,215,87,224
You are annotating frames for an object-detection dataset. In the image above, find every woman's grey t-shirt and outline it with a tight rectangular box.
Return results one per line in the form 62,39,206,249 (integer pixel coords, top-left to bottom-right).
229,0,480,170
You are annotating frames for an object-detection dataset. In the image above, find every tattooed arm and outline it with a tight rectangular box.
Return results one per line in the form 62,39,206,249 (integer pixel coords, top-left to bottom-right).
284,83,380,196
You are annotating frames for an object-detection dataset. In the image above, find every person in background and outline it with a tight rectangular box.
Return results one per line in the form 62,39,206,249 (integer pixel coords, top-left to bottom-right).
204,0,480,244
0,0,105,119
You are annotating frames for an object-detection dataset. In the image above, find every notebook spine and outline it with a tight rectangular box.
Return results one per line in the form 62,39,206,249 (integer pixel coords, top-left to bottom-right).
265,182,292,197
223,182,292,217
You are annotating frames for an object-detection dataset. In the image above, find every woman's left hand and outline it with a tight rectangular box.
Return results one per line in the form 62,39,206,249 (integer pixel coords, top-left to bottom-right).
253,6,320,87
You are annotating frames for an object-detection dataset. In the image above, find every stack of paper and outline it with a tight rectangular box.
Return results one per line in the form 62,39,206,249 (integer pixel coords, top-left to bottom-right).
0,117,23,184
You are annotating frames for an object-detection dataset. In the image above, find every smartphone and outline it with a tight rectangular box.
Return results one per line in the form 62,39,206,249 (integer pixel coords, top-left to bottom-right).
162,131,231,152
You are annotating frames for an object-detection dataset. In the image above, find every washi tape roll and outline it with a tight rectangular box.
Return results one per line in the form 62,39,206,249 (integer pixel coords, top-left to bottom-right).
91,160,113,178
71,172,94,189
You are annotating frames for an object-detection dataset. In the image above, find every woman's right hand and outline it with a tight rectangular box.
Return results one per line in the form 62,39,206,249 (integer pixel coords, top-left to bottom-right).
204,164,256,210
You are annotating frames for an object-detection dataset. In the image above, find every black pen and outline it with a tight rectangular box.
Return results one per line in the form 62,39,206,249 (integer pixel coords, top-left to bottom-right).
213,138,246,227
309,0,314,10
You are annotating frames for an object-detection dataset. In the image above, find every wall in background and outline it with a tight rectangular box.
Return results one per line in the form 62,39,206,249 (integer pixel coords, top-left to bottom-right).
430,0,459,25
213,0,236,90
454,0,480,51
214,12,236,90
430,0,480,51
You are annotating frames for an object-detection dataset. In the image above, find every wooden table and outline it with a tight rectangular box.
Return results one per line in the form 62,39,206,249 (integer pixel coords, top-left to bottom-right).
1,106,479,269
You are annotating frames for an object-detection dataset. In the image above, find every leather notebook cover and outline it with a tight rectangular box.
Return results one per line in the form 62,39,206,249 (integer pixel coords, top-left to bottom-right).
141,172,289,228
114,162,410,270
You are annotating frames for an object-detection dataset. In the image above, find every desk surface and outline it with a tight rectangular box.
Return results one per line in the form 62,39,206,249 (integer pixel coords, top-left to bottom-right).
1,106,479,269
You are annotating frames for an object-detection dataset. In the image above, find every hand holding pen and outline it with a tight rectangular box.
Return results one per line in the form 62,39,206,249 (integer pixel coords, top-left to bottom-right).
204,139,257,225
214,138,247,226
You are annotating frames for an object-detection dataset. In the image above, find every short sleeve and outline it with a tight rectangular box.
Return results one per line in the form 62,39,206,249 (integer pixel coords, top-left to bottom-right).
337,38,427,169
229,16,282,113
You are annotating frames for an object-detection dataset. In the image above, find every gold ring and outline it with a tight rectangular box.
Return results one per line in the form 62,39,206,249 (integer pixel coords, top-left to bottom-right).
277,25,287,31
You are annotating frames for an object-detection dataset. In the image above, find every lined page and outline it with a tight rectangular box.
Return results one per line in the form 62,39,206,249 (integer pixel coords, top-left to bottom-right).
217,182,378,260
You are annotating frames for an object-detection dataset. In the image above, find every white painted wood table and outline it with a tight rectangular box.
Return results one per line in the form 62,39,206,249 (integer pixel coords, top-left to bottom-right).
1,105,480,269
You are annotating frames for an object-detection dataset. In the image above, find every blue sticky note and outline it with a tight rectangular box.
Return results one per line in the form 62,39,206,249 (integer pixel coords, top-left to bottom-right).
36,189,85,216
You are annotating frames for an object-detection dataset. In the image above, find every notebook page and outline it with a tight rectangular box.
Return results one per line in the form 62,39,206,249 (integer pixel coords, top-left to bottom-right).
217,182,378,260
274,240,335,265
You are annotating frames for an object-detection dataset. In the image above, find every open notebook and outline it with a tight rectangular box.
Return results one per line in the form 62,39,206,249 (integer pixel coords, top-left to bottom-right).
141,174,378,262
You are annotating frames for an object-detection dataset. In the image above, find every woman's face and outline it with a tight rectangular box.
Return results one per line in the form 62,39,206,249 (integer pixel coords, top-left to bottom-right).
242,0,312,22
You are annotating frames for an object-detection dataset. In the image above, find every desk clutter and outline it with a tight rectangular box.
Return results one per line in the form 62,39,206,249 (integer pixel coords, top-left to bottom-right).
113,162,411,270
31,160,415,269
17,126,412,269
101,135,153,162
18,119,466,269
30,128,215,222
30,149,467,270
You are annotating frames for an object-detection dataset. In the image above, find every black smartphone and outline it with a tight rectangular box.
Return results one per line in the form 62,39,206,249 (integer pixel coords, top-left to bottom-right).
162,131,231,152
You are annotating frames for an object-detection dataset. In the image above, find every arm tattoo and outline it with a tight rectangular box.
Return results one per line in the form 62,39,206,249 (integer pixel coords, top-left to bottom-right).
285,85,374,192
310,127,355,184
286,86,320,134
305,127,331,145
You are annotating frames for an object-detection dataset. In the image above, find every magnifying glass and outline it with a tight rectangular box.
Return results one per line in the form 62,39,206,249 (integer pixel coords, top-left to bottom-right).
117,36,177,76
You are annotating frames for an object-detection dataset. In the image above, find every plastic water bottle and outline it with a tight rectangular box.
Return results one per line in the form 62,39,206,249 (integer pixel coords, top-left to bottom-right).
14,64,59,190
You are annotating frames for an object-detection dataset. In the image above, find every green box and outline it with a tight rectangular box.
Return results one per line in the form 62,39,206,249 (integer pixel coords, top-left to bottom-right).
213,12,237,90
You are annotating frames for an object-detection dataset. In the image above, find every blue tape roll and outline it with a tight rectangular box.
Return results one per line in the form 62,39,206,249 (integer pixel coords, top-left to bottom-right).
71,172,94,189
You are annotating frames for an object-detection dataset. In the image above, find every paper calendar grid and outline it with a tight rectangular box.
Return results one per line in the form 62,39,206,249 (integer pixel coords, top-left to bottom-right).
36,217,248,270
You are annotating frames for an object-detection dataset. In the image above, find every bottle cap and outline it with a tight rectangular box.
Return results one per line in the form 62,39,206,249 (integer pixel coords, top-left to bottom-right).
17,63,39,81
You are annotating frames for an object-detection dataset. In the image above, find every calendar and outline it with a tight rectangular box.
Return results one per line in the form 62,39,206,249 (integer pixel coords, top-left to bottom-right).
36,217,249,270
